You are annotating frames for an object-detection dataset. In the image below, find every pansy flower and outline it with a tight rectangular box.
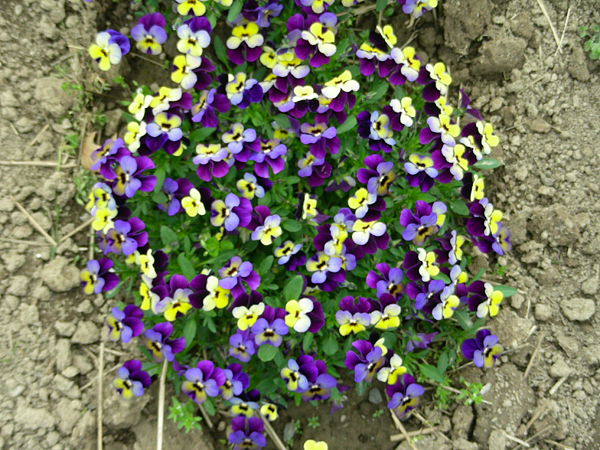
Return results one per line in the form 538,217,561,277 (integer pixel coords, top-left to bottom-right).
193,144,230,182
228,417,266,450
146,112,183,153
280,359,309,392
260,403,278,421
181,187,211,217
250,210,282,246
211,195,253,233
105,217,148,256
466,198,503,237
304,441,328,450
229,329,256,362
406,279,445,311
418,61,452,101
90,138,130,180
219,257,260,298
467,281,503,318
366,263,405,299
432,143,469,182
113,360,151,400
131,13,167,55
419,114,460,146
222,123,257,161
177,17,211,56
369,294,401,330
251,306,288,347
171,55,202,90
143,322,185,362
473,223,512,256
86,182,117,216
106,305,143,343
230,390,261,417
157,178,181,216
237,173,265,200
191,89,230,128
175,0,207,16
404,153,438,193
377,354,407,385
300,122,340,159
321,70,359,112
351,219,388,254
386,97,416,130
275,241,306,271
136,249,169,280
272,51,310,83
88,31,124,71
128,93,151,122
124,122,147,153
298,356,336,402
189,274,230,311
356,39,390,77
80,258,119,294
402,249,439,282
385,374,424,418
113,155,156,198
406,332,437,352
250,138,287,178
220,73,263,109
220,364,250,401
297,152,332,188
295,13,337,67
306,251,342,285
335,295,371,336
461,329,503,368
389,46,421,84
357,111,395,153
400,200,441,246
356,154,396,196
436,230,466,265
460,172,486,203
227,22,264,65
182,360,225,405
154,275,194,321
344,340,385,383
431,286,460,320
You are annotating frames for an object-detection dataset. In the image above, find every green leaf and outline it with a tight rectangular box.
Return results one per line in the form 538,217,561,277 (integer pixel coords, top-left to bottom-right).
284,176,300,185
470,268,484,283
203,398,215,416
183,319,197,349
282,219,302,232
418,363,446,384
449,200,470,216
323,334,338,356
153,167,166,193
472,158,502,170
333,38,350,59
258,344,278,362
376,0,388,11
432,272,451,284
189,127,216,143
178,254,196,281
493,284,518,297
273,114,291,129
212,36,230,68
336,115,357,135
227,0,244,23
258,255,274,275
152,191,168,204
454,309,473,331
355,381,367,396
160,226,179,246
437,351,449,373
369,82,388,102
283,275,304,301
302,332,314,353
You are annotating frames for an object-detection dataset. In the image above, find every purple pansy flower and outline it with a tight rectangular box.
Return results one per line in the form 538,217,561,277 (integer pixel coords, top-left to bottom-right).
399,201,442,246
250,138,287,178
301,359,336,401
106,305,144,343
143,322,185,362
145,112,183,154
191,89,230,128
105,217,148,256
344,340,385,383
461,329,503,368
404,153,439,193
229,329,256,363
251,306,288,347
280,358,309,393
210,194,253,233
351,219,389,255
181,360,225,404
294,13,337,68
157,178,181,216
357,111,395,153
218,256,260,299
131,13,167,55
335,295,371,336
80,258,119,295
386,374,424,418
366,263,405,299
256,2,283,27
219,73,263,109
406,279,446,311
297,152,332,187
193,144,230,182
300,122,340,159
112,155,156,198
220,364,250,401
177,17,212,57
228,417,266,450
406,332,438,352
356,154,396,196
91,138,130,180
113,360,151,400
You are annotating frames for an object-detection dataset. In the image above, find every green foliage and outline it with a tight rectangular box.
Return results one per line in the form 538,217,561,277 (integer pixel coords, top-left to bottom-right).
307,416,320,429
578,25,600,60
167,396,203,433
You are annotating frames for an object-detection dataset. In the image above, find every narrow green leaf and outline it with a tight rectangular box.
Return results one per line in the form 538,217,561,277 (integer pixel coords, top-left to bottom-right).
432,272,451,284
183,319,197,349
258,255,274,275
450,200,470,216
453,309,473,331
472,157,502,170
227,0,244,23
160,226,179,246
178,254,196,281
189,127,216,143
212,36,230,68
375,0,388,11
258,344,278,362
302,332,314,353
369,82,388,102
418,363,446,384
323,334,338,356
282,219,302,232
273,114,291,129
283,275,304,300
437,351,449,373
203,398,215,415
336,116,357,135
493,284,518,297
470,268,484,283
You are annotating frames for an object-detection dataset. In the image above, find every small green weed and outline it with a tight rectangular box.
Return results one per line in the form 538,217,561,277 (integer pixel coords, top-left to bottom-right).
578,25,600,60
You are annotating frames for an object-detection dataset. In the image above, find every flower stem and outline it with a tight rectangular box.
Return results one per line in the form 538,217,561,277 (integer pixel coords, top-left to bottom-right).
157,359,168,450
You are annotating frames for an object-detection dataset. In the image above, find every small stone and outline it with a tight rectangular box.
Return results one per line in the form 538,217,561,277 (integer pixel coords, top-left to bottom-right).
528,117,551,133
514,166,528,181
8,385,26,398
534,304,553,321
40,256,80,292
511,293,525,309
62,366,80,378
46,432,60,447
15,117,35,133
55,339,72,371
283,422,296,442
33,284,51,301
0,91,20,108
556,332,579,357
549,358,572,378
15,401,56,429
34,77,75,118
55,321,76,337
39,15,60,40
53,374,81,399
73,354,93,375
581,277,599,295
56,399,82,434
71,321,99,344
560,298,596,321
368,387,382,404
7,275,29,297
76,299,94,314
488,429,507,450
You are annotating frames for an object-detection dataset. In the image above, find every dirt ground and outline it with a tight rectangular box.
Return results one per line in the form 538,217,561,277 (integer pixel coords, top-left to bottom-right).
0,0,598,449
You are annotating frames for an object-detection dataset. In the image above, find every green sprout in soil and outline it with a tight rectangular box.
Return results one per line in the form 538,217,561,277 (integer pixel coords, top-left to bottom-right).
578,25,600,60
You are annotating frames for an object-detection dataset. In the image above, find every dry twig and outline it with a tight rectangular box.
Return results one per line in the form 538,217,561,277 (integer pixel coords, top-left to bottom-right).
11,195,57,246
554,7,571,57
544,439,574,450
548,372,571,396
391,427,437,443
97,342,104,450
0,237,51,246
198,404,214,430
157,359,168,450
524,333,545,379
504,432,530,448
0,160,77,168
260,415,287,450
59,217,95,243
534,0,562,52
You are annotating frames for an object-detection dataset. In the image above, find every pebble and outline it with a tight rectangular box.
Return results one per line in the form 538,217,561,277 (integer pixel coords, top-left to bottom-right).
514,166,528,181
560,298,596,321
549,359,572,378
511,293,525,309
70,321,99,344
368,387,382,404
55,321,76,337
53,374,81,399
581,277,599,295
534,304,553,321
75,299,94,314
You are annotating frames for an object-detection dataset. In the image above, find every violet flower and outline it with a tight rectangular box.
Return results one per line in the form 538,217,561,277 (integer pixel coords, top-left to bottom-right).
404,153,438,193
335,296,371,336
91,138,130,180
294,13,337,67
344,340,385,383
221,364,250,401
256,2,283,27
80,258,119,295
227,22,264,65
193,144,230,182
112,155,156,198
251,306,288,347
106,305,143,343
297,152,332,187
131,13,167,55
228,417,266,450
181,360,225,405
351,219,389,255
229,329,256,363
177,17,211,57
222,123,257,162
143,322,185,362
399,200,442,246
357,111,395,153
210,194,253,232
219,73,263,109
386,374,424,418
300,122,340,158
406,279,445,311
366,263,405,299
406,332,438,352
250,138,287,178
218,256,260,298
113,360,151,399
146,112,183,154
191,89,230,128
461,329,503,368
357,154,396,196
157,178,181,216
274,241,305,270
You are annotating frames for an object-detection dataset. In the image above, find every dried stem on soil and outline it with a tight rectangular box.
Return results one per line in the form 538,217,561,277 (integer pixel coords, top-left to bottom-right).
514,425,555,450
412,411,451,442
524,333,545,379
534,0,562,52
157,359,168,450
544,439,574,450
97,342,104,450
259,415,286,450
504,432,530,447
10,196,57,247
198,404,213,430
554,7,571,57
0,160,77,168
132,52,166,68
59,217,95,243
390,427,437,443
0,237,51,246
523,399,550,434
548,372,571,396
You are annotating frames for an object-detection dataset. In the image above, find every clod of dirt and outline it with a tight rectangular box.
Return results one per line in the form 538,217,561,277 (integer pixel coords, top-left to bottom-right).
560,298,596,322
34,77,75,118
568,47,591,82
470,36,527,77
40,255,80,292
442,0,493,55
70,320,100,344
